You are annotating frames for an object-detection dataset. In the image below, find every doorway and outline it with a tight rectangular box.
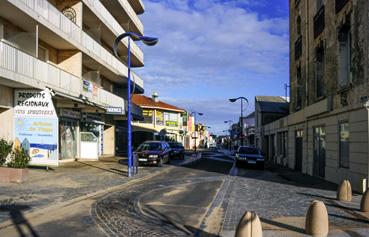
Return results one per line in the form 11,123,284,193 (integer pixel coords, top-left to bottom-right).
313,126,326,178
295,130,303,172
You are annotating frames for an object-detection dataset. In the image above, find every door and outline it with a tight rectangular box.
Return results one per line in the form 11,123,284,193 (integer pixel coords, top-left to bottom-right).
60,121,77,160
313,126,326,178
295,130,303,172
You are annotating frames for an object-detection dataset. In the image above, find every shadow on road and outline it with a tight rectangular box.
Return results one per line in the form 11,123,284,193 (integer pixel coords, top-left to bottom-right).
0,204,39,237
260,217,305,234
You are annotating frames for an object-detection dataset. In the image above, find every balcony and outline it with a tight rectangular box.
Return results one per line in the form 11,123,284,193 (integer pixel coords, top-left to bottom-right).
128,0,145,15
100,0,144,35
314,6,325,39
5,0,144,90
0,41,124,109
294,36,302,60
336,0,350,13
82,0,144,64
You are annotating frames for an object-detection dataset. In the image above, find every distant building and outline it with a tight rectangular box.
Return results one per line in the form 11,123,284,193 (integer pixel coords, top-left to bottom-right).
242,112,255,146
131,93,186,148
254,96,289,152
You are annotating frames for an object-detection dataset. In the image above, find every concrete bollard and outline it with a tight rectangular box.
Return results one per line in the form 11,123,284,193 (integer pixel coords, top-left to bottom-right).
360,189,369,212
235,211,262,237
337,180,352,201
305,200,329,237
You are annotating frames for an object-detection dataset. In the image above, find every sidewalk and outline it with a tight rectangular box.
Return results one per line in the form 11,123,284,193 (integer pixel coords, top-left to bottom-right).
0,154,200,226
220,162,369,237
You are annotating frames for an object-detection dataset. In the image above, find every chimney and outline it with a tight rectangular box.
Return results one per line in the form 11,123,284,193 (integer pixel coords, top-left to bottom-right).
152,92,159,102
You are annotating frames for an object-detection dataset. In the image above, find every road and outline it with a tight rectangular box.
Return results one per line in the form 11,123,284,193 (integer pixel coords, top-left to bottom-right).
2,149,369,237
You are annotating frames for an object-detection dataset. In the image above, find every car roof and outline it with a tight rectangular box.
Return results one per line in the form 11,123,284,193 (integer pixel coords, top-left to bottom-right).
143,141,165,143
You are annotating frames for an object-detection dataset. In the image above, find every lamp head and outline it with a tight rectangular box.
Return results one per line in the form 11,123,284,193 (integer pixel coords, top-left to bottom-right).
139,36,159,46
229,98,237,103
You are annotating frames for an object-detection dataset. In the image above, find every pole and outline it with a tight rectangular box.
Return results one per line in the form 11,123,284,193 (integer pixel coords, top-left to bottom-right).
241,99,243,146
127,37,132,177
194,113,197,153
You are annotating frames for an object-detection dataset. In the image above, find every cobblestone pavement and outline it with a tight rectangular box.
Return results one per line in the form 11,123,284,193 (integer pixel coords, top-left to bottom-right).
0,156,194,224
219,150,369,237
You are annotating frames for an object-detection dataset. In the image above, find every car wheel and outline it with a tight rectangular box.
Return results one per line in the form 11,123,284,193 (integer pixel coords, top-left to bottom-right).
258,162,264,170
235,160,240,168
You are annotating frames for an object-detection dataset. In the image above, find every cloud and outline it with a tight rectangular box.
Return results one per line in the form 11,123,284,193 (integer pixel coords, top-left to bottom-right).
136,0,289,134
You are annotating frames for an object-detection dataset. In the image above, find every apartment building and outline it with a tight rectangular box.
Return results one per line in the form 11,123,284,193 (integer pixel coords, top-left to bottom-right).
0,0,147,166
260,0,369,192
131,93,187,148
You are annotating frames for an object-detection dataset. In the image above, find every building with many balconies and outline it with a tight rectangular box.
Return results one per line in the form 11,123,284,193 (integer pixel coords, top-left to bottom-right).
0,0,148,165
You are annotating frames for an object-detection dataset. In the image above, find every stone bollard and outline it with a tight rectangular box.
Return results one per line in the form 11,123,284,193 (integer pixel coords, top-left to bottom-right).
360,189,369,212
337,179,352,201
235,211,262,237
305,200,329,237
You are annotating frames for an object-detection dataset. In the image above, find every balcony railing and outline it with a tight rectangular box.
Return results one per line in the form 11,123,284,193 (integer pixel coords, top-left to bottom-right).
14,0,143,89
0,41,124,109
314,5,325,38
335,0,349,13
294,36,302,60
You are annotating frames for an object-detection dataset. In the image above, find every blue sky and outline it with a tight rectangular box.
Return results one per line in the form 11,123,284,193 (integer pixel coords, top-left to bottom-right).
135,0,289,135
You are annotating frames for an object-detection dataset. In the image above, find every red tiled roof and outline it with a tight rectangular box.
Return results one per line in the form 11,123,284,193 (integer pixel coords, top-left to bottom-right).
132,95,185,112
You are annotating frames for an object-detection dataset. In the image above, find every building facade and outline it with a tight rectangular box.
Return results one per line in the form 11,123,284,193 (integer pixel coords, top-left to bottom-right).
0,0,147,165
131,93,187,148
261,0,369,192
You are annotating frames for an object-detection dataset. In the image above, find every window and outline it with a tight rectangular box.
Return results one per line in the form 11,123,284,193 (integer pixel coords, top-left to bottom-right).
38,45,49,62
296,16,302,36
142,109,153,124
296,66,302,109
339,122,349,168
315,45,325,98
316,0,324,10
338,24,351,88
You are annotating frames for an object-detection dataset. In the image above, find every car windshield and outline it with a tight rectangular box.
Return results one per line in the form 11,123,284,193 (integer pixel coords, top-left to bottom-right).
238,147,259,155
137,142,161,151
169,143,183,148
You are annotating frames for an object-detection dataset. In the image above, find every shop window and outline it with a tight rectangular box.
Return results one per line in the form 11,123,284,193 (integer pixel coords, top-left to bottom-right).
339,121,349,168
142,109,153,124
315,45,325,98
338,24,351,88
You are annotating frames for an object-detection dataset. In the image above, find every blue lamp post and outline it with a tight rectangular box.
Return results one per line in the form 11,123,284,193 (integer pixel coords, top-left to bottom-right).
229,97,249,146
113,32,158,177
190,111,203,153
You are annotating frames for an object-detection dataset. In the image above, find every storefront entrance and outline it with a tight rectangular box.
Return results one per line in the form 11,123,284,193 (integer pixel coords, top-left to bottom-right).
59,120,78,160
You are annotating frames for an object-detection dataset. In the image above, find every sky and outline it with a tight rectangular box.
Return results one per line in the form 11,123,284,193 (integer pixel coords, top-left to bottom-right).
134,0,290,135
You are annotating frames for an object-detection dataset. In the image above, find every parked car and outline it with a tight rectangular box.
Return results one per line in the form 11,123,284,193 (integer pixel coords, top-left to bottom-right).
235,146,264,169
135,141,171,166
208,143,217,149
168,142,185,159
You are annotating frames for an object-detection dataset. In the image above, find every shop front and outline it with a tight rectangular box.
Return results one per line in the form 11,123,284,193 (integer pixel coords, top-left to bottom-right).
59,109,80,161
80,113,104,160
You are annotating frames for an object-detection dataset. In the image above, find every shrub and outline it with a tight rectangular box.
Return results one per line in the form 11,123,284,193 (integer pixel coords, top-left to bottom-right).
7,148,31,169
0,139,13,166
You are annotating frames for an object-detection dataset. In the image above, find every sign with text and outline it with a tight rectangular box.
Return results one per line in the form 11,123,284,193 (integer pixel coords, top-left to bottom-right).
14,89,59,166
106,107,124,115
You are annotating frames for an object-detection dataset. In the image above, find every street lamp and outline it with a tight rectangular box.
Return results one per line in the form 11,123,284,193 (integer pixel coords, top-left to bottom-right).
229,97,249,146
113,32,158,177
190,111,203,153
